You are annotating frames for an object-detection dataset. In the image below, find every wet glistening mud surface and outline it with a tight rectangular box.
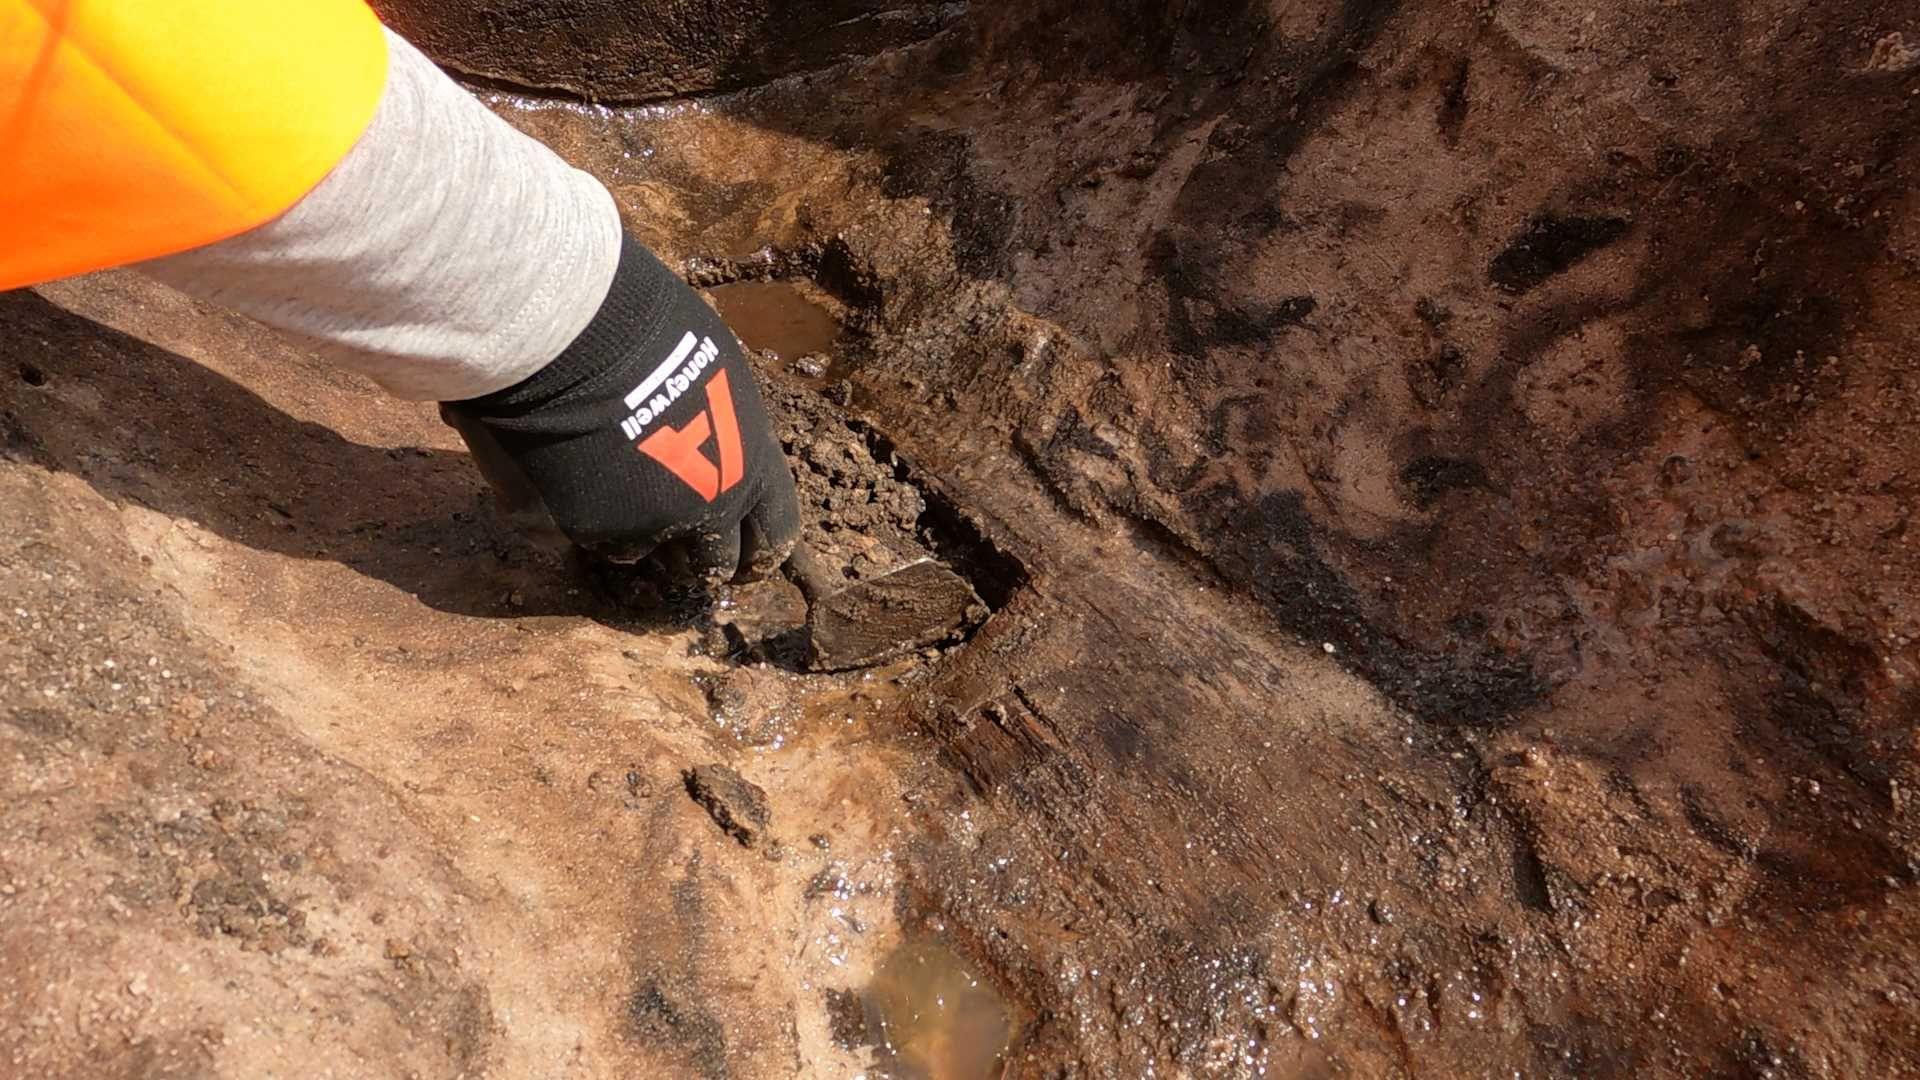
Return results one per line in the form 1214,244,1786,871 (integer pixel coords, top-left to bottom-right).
5,1,1920,1077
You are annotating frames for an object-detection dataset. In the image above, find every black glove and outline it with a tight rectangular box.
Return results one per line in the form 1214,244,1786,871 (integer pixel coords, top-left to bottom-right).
441,232,800,588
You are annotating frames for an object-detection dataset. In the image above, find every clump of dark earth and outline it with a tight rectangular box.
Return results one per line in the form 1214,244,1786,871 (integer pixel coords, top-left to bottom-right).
699,367,967,665
763,375,927,577
1400,454,1491,508
682,764,772,849
823,987,869,1049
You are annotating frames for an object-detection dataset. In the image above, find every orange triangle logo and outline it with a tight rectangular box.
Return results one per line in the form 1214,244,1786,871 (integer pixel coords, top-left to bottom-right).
636,369,745,502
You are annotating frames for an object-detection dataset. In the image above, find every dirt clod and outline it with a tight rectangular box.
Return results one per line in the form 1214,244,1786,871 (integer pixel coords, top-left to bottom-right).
765,378,925,573
1867,31,1920,73
823,987,868,1048
683,764,772,848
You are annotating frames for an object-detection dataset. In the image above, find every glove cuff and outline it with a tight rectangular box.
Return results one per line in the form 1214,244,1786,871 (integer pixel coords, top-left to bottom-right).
452,231,681,415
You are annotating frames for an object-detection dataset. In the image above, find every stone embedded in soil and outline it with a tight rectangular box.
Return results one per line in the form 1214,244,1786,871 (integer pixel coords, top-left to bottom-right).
683,764,772,848
1867,31,1919,73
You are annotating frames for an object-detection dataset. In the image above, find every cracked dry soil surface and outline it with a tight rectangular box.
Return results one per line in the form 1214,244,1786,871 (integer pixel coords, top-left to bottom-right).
8,0,1920,1076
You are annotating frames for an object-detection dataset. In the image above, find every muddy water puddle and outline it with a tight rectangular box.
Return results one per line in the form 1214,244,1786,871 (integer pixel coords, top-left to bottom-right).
710,660,1012,1076
859,939,1013,1080
709,279,844,365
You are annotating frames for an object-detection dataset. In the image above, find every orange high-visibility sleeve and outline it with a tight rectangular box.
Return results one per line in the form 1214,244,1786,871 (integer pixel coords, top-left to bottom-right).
0,0,389,290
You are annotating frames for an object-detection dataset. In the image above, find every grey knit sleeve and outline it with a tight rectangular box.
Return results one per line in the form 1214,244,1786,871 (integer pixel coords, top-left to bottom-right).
140,28,623,402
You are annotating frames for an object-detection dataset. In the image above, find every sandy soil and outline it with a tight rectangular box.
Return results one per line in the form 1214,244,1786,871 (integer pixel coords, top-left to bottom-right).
0,271,983,1077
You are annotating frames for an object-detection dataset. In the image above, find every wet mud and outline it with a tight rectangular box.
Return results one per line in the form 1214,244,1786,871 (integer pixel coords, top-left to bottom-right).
8,0,1920,1077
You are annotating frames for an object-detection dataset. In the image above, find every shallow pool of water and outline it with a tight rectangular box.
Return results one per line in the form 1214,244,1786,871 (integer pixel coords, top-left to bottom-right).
861,939,1012,1079
709,279,843,362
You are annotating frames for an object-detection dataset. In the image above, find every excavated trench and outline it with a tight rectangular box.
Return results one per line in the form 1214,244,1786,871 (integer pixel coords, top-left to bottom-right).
5,1,1920,1077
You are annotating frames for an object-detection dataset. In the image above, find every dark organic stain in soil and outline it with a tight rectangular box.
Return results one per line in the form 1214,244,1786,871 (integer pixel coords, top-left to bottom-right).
627,979,732,1080
0,408,39,459
1489,214,1631,293
1196,489,1545,728
879,129,1017,280
823,987,869,1049
1400,455,1489,508
5,706,72,740
1213,295,1318,346
1437,56,1471,144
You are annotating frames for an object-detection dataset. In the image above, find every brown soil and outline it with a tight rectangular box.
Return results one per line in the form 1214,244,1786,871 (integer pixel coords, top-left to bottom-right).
0,274,959,1077
7,0,1920,1077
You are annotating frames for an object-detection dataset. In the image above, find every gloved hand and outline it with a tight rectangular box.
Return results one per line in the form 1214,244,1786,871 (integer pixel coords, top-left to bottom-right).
441,232,800,588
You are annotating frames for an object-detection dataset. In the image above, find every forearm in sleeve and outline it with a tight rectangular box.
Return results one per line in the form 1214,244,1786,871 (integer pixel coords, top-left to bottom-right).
141,29,622,402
